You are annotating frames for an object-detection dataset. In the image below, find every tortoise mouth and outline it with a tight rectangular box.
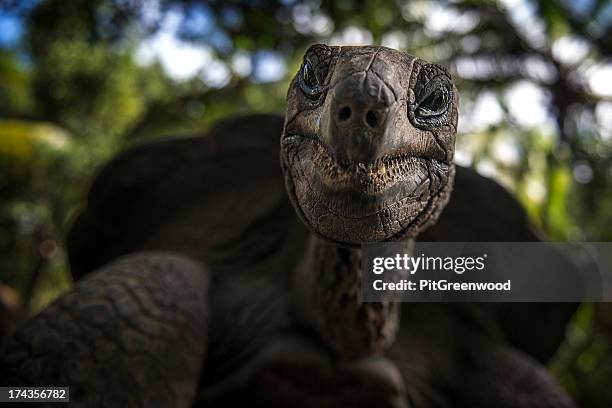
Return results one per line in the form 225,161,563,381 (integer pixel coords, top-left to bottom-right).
282,134,443,218
281,133,453,244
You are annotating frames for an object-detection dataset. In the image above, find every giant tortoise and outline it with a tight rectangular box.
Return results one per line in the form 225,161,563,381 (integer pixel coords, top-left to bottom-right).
0,44,577,407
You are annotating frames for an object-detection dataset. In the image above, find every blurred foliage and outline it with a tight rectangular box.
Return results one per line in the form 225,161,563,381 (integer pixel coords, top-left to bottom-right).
0,0,611,405
552,303,612,406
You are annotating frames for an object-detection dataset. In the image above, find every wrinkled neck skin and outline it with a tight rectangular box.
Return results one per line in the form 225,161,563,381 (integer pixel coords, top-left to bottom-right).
294,235,411,359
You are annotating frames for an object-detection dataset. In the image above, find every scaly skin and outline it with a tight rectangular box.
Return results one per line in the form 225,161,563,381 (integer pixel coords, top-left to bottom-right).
281,45,457,245
282,45,456,359
0,252,208,408
294,235,401,358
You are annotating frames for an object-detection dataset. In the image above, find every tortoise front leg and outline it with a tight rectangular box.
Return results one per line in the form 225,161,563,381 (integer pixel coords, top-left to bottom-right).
0,252,209,408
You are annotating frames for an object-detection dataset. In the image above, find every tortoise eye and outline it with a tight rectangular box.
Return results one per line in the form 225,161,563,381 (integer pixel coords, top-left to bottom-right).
302,62,317,87
299,61,321,99
416,86,450,118
409,62,453,129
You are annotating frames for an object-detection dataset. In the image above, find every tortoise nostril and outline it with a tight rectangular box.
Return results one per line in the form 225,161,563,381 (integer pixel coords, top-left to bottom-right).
338,106,352,122
366,110,378,128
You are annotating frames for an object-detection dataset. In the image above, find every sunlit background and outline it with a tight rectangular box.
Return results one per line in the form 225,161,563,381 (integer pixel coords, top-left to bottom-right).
0,0,611,405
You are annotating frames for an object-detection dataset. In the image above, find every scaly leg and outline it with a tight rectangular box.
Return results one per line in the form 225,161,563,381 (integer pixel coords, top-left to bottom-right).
0,252,209,408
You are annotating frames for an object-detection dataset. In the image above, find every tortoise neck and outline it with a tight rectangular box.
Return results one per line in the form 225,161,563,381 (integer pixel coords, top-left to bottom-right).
294,235,404,359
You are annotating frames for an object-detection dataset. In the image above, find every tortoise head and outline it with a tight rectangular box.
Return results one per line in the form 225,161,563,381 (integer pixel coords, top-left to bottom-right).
281,44,458,245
